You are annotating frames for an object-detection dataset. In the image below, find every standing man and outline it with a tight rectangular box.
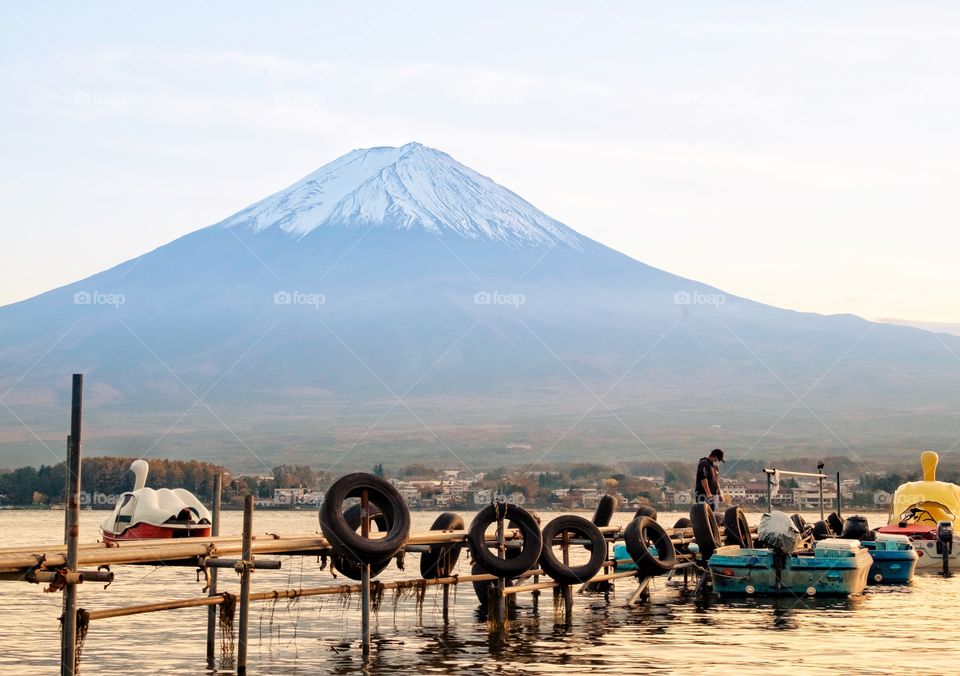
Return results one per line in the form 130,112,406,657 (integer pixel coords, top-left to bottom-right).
694,449,724,511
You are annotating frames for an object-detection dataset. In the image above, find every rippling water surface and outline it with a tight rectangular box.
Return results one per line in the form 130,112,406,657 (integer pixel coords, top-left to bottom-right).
2,510,958,674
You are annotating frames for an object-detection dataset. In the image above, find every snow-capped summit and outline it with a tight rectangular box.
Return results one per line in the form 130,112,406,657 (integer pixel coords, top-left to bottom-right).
216,142,585,249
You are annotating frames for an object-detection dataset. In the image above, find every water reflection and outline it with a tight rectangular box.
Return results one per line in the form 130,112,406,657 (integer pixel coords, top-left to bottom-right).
4,510,960,674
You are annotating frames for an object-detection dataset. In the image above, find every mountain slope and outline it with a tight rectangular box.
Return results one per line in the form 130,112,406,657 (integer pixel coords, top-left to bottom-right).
1,143,958,470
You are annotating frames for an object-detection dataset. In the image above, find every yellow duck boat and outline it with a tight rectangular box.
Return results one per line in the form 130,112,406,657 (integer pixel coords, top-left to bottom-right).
878,451,960,570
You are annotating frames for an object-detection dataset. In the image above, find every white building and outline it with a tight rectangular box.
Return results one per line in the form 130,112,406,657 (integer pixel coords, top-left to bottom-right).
273,487,305,505
473,489,493,505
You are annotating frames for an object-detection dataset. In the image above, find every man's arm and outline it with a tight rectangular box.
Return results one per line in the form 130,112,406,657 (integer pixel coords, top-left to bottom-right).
700,477,712,497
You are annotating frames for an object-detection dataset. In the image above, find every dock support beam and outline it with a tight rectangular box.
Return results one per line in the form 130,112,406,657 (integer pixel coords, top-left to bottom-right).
360,488,372,657
442,582,450,622
560,530,573,624
61,374,83,676
237,494,253,675
625,576,652,606
491,504,507,630
206,473,222,669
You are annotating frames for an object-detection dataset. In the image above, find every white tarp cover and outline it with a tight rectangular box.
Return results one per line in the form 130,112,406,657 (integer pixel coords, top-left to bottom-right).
758,510,801,553
101,487,211,534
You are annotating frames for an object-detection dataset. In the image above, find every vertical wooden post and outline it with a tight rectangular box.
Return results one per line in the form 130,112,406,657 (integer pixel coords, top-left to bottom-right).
561,530,573,624
836,472,842,516
766,470,773,510
206,473,222,669
237,494,253,675
60,434,71,668
61,374,83,676
63,435,72,545
531,573,540,613
442,583,450,623
493,506,506,629
818,473,825,522
360,489,371,657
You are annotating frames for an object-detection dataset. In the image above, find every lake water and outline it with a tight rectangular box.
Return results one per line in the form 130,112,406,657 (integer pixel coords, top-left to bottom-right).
1,509,958,674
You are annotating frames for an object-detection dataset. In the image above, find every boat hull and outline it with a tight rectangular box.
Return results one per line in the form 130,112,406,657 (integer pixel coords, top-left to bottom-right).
102,523,212,543
861,542,918,583
709,545,871,597
876,525,960,571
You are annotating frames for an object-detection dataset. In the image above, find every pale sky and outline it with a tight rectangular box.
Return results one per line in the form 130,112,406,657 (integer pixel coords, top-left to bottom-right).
2,2,958,323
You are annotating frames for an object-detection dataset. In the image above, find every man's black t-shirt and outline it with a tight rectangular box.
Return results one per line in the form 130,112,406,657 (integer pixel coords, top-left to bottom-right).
694,457,719,497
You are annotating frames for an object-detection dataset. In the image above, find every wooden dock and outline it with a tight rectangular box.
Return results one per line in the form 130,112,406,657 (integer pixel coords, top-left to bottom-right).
0,374,703,674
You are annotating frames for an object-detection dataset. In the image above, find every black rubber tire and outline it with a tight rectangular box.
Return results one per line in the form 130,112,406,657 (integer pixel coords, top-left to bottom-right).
634,505,658,521
624,516,677,577
470,562,515,606
811,520,832,541
538,515,606,585
320,473,411,564
589,496,616,552
420,512,465,579
723,507,752,547
592,495,616,527
328,502,393,579
468,504,543,578
332,555,391,581
840,515,871,541
673,517,692,529
827,512,844,535
790,513,807,532
690,503,722,561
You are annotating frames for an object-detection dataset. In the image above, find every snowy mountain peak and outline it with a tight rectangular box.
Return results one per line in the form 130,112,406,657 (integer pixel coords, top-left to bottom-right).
217,143,585,249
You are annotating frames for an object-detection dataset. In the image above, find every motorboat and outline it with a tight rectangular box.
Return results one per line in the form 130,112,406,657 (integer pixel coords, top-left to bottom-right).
876,451,960,570
100,459,212,542
860,533,918,583
709,539,872,597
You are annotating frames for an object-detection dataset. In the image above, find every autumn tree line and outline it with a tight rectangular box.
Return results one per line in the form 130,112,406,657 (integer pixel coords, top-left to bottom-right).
0,458,324,507
3,453,956,508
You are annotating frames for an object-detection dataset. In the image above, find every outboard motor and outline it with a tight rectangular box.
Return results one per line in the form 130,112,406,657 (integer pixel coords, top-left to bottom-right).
937,521,953,576
840,515,871,541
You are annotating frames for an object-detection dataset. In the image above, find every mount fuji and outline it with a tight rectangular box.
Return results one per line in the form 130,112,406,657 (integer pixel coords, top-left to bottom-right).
1,143,958,470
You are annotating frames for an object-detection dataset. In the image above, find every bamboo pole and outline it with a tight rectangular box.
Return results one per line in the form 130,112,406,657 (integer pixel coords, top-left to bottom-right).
492,506,506,629
61,374,82,676
206,473,221,669
442,583,450,622
59,434,70,675
0,569,113,584
236,495,253,676
0,531,580,573
83,570,550,623
360,489,371,657
561,530,573,624
626,576,652,606
0,525,634,573
0,523,727,577
4,525,632,558
504,569,640,596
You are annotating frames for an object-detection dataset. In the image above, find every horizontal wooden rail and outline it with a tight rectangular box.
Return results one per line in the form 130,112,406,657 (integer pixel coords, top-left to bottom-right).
1,519,747,576
0,526,630,575
501,569,640,596
82,568,548,622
